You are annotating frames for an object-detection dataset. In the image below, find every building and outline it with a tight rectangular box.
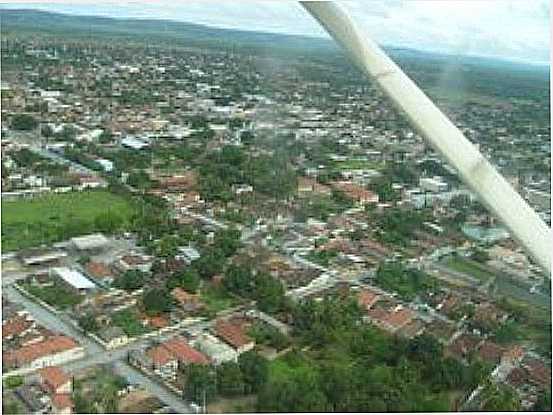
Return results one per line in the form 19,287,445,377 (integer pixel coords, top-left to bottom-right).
19,250,68,267
366,305,415,334
97,326,129,349
194,333,238,365
214,320,255,354
116,254,153,273
176,247,201,264
51,267,96,294
3,335,85,375
85,261,115,284
419,177,448,193
121,137,149,150
38,366,72,395
70,234,109,251
142,337,209,380
171,288,203,312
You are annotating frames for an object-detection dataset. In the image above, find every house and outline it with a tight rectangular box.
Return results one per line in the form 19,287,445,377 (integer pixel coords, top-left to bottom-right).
70,234,109,251
366,305,414,334
85,261,114,284
194,333,238,365
38,366,72,395
176,247,201,264
330,181,379,206
357,288,381,311
121,137,149,150
19,249,68,267
3,316,34,340
51,267,96,294
171,288,203,312
147,344,178,380
522,358,552,389
51,393,73,415
77,175,105,190
98,326,129,349
3,335,84,375
214,320,255,354
476,341,504,365
447,334,481,362
145,337,209,380
117,254,153,273
162,337,210,366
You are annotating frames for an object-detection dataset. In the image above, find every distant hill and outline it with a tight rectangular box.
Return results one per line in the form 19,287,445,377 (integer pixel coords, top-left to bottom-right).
1,8,549,103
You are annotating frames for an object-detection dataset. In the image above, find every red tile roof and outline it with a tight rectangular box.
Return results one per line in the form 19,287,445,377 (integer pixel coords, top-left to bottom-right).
524,358,552,388
357,289,380,310
215,320,253,350
162,337,209,365
383,307,414,330
147,344,175,367
171,287,200,305
85,261,112,279
51,393,73,410
2,316,32,339
39,366,71,393
477,341,504,364
3,336,80,368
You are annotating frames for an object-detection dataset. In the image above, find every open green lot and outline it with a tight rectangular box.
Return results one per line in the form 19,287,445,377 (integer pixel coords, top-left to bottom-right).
441,256,497,282
329,159,384,171
1,190,137,251
200,285,239,316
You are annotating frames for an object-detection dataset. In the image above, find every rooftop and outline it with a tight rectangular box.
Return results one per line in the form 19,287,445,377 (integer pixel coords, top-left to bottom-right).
52,267,96,290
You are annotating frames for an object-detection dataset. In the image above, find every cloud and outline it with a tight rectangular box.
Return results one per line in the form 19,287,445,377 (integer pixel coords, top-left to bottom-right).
1,0,549,63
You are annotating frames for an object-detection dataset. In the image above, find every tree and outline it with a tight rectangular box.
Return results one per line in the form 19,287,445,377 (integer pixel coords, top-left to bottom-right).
192,250,225,279
471,248,490,263
254,273,285,313
480,380,521,411
113,270,146,292
213,228,242,258
238,351,269,393
223,265,254,297
78,314,99,333
183,364,217,404
216,362,245,397
11,113,38,130
535,390,551,411
142,288,173,316
168,268,200,292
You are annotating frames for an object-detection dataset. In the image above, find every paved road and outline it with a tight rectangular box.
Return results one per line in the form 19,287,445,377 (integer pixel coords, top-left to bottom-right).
4,284,197,413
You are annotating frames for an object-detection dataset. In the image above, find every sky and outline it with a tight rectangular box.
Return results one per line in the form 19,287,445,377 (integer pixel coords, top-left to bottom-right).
0,0,550,65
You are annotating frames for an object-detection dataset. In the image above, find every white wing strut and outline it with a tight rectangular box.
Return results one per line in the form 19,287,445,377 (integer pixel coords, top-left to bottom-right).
301,1,551,274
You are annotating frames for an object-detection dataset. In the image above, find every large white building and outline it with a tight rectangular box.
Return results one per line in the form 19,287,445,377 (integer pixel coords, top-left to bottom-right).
51,267,96,293
419,177,449,193
193,333,238,365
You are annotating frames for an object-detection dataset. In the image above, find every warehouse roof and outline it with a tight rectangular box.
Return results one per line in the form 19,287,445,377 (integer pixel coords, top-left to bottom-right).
70,233,109,250
52,267,96,290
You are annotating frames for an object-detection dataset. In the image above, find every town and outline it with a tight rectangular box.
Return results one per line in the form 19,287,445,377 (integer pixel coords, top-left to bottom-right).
1,9,551,414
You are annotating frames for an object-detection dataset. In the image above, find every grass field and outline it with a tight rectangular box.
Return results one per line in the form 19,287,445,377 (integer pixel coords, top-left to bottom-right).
200,285,239,315
1,190,136,251
441,256,496,282
329,159,384,171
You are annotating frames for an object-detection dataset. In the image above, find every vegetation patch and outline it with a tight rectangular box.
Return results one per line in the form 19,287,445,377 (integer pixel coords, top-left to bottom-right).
2,190,137,251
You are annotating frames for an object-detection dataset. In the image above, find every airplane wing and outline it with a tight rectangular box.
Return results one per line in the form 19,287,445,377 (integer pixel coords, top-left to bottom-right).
300,1,551,274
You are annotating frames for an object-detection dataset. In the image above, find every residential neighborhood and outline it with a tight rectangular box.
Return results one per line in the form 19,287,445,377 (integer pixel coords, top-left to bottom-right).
1,5,551,414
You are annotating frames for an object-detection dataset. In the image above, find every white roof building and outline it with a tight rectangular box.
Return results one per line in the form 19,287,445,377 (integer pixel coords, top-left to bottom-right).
52,267,96,291
70,234,109,251
193,333,237,365
121,137,149,150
